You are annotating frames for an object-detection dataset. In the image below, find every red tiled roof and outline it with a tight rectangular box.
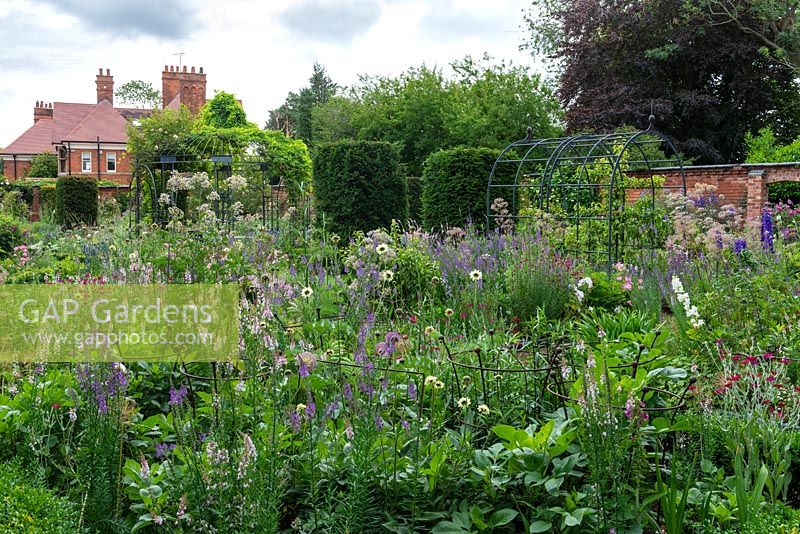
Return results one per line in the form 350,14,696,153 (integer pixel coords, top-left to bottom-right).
166,92,182,110
51,102,97,144
62,100,128,143
0,119,54,155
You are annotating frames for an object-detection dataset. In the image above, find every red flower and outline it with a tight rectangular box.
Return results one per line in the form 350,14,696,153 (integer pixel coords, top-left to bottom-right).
730,374,742,381
51,403,61,409
409,315,417,324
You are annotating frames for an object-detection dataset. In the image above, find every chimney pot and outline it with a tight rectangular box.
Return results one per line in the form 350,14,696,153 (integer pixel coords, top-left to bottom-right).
183,66,187,73
191,66,195,73
98,68,102,74
106,68,110,76
199,67,204,73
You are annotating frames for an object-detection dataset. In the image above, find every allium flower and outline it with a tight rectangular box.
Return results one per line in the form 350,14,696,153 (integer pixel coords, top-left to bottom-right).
469,270,483,282
456,397,471,409
301,286,314,298
477,404,490,416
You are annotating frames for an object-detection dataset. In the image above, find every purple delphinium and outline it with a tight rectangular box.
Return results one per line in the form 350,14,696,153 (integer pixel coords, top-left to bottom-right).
324,401,339,419
407,382,417,401
733,238,747,256
289,411,301,432
761,207,775,253
305,401,316,418
169,385,189,406
343,382,353,402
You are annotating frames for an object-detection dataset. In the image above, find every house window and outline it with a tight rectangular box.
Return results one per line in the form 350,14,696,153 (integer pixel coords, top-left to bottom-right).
81,152,91,173
58,147,67,174
106,152,116,172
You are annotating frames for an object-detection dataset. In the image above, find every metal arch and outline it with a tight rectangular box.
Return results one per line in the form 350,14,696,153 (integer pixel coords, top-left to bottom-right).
486,136,562,223
487,125,687,272
128,162,160,228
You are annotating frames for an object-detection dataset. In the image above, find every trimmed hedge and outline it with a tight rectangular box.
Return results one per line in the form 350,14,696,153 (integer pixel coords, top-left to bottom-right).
407,176,423,223
55,176,98,227
39,184,56,221
769,181,800,204
0,461,79,533
421,147,506,230
314,140,406,236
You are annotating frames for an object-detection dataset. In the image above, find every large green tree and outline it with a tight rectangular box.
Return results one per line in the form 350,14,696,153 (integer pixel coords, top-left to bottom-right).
114,80,162,109
268,63,338,146
310,56,562,175
524,0,800,163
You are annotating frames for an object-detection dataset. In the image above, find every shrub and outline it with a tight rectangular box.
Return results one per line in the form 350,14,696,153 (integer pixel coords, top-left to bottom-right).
769,181,800,204
28,152,58,178
39,184,56,221
314,140,406,237
421,147,507,230
55,176,98,227
0,213,22,258
0,461,79,533
1,189,29,220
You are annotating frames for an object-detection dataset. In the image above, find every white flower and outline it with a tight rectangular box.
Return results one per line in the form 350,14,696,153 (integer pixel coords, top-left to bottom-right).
380,270,394,282
444,308,454,318
573,287,585,302
158,193,171,205
434,380,444,390
577,276,593,289
469,270,483,282
301,287,314,298
424,375,438,386
225,174,248,192
457,397,471,410
477,404,490,416
424,326,436,337
295,403,307,413
375,243,390,255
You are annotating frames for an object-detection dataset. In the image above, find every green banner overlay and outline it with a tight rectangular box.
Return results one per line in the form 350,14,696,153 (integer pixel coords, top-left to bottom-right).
0,285,240,362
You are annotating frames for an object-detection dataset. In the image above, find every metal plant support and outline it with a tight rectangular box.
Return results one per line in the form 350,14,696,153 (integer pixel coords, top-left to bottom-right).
129,154,283,232
486,118,687,272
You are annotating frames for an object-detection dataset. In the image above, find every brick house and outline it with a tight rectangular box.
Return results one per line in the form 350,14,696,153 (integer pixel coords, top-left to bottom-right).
1,66,208,185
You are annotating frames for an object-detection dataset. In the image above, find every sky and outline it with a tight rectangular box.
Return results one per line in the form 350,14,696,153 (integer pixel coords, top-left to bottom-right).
0,0,538,147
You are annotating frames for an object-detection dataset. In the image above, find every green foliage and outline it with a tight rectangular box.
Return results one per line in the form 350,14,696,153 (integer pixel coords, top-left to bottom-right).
314,140,405,236
269,62,338,146
39,184,56,222
200,91,249,129
407,176,423,222
769,181,800,203
252,129,312,203
0,213,22,257
28,152,58,178
583,272,629,310
745,127,800,163
55,175,98,227
506,250,573,322
0,461,79,533
1,190,29,220
421,146,501,229
311,57,561,175
114,79,161,109
126,107,196,162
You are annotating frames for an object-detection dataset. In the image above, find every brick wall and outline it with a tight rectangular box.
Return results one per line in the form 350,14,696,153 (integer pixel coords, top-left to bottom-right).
63,148,131,185
631,163,800,220
2,159,31,179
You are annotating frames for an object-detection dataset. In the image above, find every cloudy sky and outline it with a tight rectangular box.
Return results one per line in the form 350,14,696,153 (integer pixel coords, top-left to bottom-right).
0,0,536,147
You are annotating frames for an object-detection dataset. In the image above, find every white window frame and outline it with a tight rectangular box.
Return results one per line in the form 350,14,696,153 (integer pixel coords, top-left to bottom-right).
81,152,92,173
106,152,116,173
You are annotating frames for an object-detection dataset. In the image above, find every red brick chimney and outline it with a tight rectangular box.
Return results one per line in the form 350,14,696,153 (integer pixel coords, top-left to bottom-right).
96,68,114,104
162,65,207,115
33,101,53,123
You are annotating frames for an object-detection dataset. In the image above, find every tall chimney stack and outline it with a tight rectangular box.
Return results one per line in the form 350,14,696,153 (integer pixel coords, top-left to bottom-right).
33,101,53,123
96,68,114,104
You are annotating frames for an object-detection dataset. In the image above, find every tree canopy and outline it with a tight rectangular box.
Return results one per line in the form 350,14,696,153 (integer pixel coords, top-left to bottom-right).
200,91,249,130
524,0,800,163
308,56,562,175
114,80,161,109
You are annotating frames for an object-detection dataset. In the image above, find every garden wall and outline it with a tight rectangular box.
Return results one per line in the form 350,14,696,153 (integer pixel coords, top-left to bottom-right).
27,184,128,221
632,162,800,220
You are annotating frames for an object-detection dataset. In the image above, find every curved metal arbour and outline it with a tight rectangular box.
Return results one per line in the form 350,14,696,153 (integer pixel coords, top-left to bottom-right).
486,122,687,271
129,154,283,231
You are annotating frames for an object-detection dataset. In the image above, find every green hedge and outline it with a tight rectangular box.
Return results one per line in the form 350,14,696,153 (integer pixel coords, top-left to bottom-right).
55,176,98,227
0,461,79,533
407,176,423,223
769,181,800,204
314,140,406,236
421,147,505,230
39,184,56,220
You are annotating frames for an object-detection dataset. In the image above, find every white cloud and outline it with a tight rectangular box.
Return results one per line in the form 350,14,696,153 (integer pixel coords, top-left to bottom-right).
0,0,535,147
